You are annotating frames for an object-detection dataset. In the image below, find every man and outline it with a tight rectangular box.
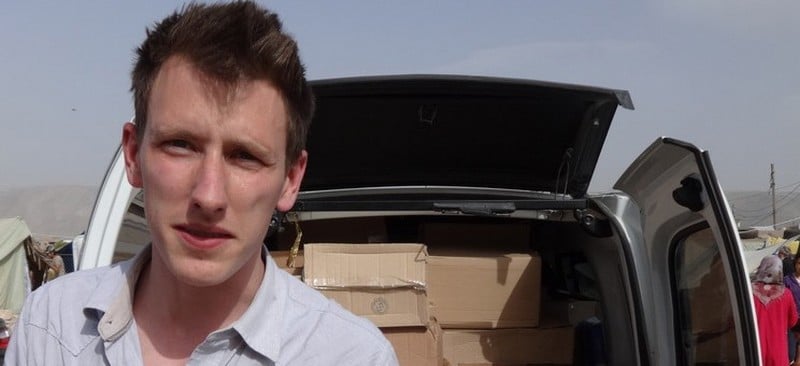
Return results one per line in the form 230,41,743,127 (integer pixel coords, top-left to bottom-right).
779,245,794,279
43,244,66,282
7,2,398,365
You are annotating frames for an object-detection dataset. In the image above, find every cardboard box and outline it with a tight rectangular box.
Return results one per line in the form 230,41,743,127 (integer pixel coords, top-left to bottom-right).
382,321,443,366
442,327,573,366
304,243,428,327
427,252,541,328
321,288,428,327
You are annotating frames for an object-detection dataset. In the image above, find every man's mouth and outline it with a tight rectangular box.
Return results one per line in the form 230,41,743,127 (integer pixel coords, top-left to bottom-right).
175,224,234,249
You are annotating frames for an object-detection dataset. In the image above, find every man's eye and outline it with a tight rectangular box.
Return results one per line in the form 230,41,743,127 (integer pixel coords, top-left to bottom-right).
162,140,194,154
240,152,259,161
164,140,191,149
232,150,260,163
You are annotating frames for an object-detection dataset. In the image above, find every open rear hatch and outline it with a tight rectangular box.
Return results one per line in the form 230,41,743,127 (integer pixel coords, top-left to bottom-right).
302,75,633,200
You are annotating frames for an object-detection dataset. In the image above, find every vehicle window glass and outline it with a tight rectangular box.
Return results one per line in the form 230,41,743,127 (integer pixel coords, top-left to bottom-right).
673,227,739,365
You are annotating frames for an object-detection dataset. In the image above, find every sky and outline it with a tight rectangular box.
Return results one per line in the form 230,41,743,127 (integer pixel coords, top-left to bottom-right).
1,1,799,193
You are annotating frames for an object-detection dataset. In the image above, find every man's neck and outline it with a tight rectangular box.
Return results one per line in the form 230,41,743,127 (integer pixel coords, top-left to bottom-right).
132,248,266,363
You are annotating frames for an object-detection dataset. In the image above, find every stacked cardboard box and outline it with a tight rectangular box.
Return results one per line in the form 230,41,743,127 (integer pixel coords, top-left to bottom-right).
428,251,575,365
427,251,541,329
383,321,443,366
442,327,574,366
303,243,429,327
283,221,587,366
423,223,574,366
302,243,443,366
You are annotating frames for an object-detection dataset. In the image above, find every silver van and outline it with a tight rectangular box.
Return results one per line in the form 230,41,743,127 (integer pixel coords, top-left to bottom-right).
78,75,759,365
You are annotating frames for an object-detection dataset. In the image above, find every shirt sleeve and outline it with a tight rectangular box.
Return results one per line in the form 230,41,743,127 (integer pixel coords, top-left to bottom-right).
5,297,31,366
5,290,60,366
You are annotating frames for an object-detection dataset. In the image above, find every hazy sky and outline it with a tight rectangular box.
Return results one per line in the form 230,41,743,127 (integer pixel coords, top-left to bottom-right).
1,1,798,193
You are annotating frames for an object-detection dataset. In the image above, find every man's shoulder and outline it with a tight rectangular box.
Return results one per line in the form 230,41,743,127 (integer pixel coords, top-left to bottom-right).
14,264,126,358
32,264,120,297
24,264,125,321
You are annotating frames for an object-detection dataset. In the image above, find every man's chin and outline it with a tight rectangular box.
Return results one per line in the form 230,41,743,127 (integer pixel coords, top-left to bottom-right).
166,259,235,288
175,269,232,288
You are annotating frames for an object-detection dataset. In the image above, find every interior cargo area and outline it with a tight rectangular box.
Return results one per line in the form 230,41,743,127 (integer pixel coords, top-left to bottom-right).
265,213,631,366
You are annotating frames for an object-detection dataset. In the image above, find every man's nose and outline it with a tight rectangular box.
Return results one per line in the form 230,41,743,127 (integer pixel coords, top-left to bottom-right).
191,153,228,215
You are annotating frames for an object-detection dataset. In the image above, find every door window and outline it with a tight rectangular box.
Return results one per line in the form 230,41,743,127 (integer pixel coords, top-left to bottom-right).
673,226,739,365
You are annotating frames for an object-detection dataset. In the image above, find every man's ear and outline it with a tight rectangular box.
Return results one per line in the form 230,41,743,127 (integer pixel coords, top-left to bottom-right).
121,122,144,188
276,150,307,212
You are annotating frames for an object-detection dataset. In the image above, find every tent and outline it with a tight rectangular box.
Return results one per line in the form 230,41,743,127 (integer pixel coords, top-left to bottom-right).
0,217,32,314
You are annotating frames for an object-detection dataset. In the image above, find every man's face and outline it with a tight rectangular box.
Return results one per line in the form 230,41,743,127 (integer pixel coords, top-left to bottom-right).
121,56,306,287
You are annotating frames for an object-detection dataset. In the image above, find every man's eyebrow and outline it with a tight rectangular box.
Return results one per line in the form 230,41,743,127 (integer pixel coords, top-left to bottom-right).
228,136,277,159
147,123,193,139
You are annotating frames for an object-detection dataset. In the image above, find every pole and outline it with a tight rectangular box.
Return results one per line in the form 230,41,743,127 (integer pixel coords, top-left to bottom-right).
771,163,776,228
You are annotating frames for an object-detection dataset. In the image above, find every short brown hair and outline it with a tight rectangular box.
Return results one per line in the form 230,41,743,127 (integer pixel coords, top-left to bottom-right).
131,1,314,165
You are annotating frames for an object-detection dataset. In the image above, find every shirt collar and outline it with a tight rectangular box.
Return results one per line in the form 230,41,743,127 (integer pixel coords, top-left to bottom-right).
85,245,151,342
82,244,284,359
231,249,285,362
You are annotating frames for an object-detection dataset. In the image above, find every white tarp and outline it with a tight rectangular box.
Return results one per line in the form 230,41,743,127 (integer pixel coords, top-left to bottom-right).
740,236,799,278
0,217,32,313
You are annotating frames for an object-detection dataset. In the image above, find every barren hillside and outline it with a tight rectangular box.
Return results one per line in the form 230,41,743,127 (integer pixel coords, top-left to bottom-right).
0,185,98,239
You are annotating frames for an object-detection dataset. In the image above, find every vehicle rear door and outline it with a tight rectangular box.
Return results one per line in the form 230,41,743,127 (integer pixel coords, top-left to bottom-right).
614,137,759,365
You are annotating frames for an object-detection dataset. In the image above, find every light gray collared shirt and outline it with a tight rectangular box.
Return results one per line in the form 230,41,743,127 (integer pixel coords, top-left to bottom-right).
7,247,398,365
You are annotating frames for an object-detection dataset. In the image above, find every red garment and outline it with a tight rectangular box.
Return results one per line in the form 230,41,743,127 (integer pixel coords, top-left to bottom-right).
755,287,799,366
